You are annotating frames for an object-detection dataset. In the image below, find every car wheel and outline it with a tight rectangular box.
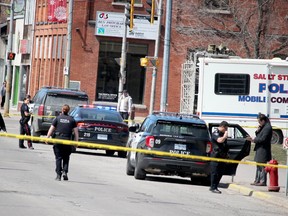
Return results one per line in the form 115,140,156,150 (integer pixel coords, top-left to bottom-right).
106,150,115,156
126,153,135,176
118,151,127,158
134,156,146,180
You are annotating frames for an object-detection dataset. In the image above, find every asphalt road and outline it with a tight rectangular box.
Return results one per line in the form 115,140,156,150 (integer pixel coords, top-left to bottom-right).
0,115,287,216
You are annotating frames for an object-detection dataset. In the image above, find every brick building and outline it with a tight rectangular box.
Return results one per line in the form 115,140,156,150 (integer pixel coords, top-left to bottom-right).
29,0,288,116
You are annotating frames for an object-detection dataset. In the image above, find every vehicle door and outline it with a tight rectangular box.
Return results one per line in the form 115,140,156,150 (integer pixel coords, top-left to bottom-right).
128,118,152,164
209,123,251,176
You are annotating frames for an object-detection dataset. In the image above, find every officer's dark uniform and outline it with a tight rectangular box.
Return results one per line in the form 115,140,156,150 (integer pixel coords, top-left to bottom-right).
0,112,6,132
52,114,77,180
210,128,229,191
19,101,33,148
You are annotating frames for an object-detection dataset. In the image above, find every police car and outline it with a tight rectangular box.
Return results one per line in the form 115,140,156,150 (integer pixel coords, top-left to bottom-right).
126,112,251,183
69,105,129,157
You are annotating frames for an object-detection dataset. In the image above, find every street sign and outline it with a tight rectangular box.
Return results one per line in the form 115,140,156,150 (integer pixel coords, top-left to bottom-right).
63,67,69,75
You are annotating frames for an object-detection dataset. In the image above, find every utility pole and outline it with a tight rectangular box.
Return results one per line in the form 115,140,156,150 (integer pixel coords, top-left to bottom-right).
3,0,14,117
149,0,162,114
118,5,129,99
160,0,172,112
64,0,74,88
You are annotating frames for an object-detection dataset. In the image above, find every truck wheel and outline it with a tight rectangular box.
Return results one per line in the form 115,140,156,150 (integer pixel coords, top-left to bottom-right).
271,130,282,145
134,157,146,180
126,154,135,176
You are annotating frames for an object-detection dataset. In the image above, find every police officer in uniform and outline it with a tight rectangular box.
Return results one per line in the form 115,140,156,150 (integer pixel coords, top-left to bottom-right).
46,104,79,181
0,112,7,132
210,121,229,194
19,97,33,149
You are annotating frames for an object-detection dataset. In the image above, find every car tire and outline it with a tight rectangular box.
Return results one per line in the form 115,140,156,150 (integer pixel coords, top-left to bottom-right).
106,150,115,156
126,153,135,176
134,156,146,180
271,130,283,145
118,151,127,158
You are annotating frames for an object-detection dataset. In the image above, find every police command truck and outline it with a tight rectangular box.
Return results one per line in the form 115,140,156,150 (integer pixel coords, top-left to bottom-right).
197,57,288,144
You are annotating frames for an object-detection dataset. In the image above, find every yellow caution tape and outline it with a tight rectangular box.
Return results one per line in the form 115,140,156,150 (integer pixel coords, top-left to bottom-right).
1,132,287,169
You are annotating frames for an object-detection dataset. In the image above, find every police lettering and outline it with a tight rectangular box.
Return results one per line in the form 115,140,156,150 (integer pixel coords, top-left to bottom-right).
259,83,288,93
59,119,70,123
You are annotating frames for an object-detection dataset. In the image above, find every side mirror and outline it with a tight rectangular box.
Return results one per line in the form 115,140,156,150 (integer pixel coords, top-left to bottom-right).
129,123,140,132
129,126,137,132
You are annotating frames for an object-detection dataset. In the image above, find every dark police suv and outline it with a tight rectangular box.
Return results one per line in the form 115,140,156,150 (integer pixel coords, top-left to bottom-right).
126,112,251,183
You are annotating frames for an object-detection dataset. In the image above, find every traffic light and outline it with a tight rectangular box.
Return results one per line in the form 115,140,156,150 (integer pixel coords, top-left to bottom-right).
125,0,134,30
140,57,149,67
7,52,16,60
146,0,155,23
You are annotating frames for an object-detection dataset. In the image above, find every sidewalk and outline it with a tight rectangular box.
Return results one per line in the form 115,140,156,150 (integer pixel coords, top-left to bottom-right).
222,162,288,209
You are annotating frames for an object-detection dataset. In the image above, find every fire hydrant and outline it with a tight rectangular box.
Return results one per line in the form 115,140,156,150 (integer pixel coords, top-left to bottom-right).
264,159,280,192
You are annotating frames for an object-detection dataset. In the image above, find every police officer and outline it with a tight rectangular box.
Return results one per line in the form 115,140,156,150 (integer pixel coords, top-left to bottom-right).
0,112,6,132
46,104,79,181
210,121,229,194
19,97,33,149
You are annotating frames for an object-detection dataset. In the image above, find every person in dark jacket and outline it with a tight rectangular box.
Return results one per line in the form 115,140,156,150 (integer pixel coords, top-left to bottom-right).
46,104,79,181
210,121,229,194
247,113,272,186
0,112,7,132
19,97,33,149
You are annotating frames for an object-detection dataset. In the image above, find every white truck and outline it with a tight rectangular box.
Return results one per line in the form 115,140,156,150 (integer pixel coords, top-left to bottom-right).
197,57,288,144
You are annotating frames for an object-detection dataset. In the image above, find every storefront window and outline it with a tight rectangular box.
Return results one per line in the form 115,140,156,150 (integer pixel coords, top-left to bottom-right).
96,41,147,104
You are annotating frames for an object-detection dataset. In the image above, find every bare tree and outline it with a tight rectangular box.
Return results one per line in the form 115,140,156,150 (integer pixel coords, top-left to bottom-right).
174,0,288,59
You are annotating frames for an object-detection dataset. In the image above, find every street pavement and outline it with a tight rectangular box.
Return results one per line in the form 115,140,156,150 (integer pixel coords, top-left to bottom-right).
3,110,288,209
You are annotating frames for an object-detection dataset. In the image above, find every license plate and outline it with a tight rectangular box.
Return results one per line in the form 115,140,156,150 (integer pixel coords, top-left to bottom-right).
97,134,108,140
174,144,186,151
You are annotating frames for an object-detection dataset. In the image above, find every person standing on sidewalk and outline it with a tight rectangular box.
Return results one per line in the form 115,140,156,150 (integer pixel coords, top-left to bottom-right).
1,81,6,109
117,89,133,121
46,104,79,181
209,121,229,194
247,113,272,186
19,97,33,149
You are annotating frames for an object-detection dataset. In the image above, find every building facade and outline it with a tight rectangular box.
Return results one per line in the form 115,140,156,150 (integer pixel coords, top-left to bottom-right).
28,0,288,116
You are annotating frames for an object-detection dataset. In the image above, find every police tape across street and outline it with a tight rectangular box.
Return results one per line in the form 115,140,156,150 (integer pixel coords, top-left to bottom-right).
0,132,287,170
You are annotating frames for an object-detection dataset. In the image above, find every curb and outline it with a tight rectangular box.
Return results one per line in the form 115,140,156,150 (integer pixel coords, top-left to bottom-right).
228,184,288,209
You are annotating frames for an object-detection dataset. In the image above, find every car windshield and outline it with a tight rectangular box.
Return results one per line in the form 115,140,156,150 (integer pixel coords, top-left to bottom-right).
74,108,121,122
153,121,209,138
45,95,88,108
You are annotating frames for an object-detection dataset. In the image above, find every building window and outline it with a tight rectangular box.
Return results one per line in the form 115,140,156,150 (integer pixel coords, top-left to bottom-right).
204,0,229,11
113,0,142,4
214,73,250,95
96,41,147,104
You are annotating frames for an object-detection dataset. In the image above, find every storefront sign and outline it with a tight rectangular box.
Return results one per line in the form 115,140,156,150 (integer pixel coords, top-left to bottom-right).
98,93,118,102
95,11,158,40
